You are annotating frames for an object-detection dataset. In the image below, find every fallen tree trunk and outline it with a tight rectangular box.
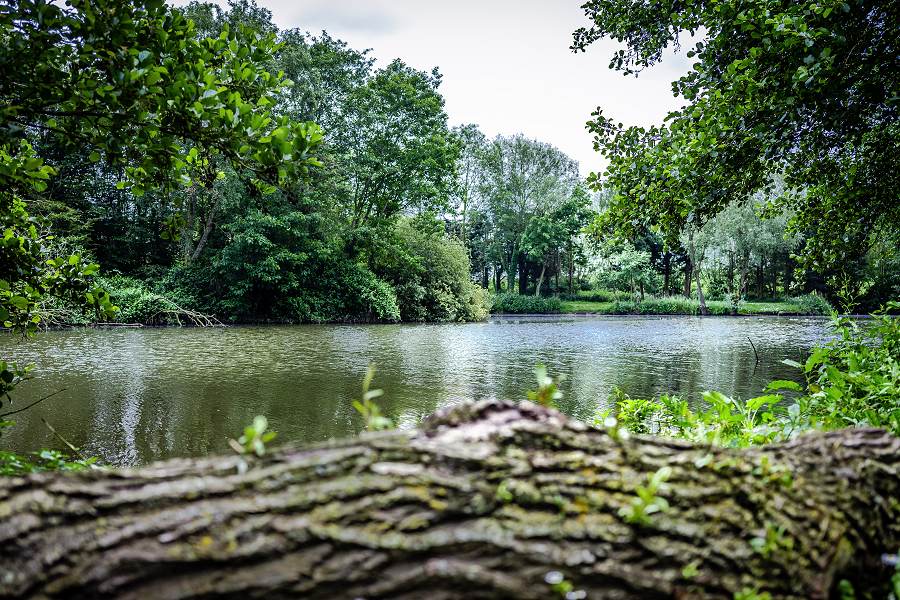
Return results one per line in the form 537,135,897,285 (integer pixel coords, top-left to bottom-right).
0,400,898,599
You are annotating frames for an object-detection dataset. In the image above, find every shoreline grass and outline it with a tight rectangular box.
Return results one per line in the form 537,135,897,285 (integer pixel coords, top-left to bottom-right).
490,292,832,316
557,299,806,316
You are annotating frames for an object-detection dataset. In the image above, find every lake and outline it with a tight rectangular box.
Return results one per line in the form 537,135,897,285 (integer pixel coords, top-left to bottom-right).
0,315,829,466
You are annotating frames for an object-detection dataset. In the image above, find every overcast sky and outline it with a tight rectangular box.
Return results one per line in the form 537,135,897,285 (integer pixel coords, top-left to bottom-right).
173,0,692,176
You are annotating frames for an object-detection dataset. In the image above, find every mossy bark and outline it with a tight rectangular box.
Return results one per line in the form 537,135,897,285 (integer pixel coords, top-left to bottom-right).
1,400,898,599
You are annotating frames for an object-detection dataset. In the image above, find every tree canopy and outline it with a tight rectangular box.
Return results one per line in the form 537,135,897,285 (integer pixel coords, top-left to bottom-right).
575,0,899,282
0,0,321,402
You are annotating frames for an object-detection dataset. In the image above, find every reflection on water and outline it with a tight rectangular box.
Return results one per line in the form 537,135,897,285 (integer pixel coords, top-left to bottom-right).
0,315,828,466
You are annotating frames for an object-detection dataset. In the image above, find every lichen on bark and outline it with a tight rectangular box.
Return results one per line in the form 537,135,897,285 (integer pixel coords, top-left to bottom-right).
0,400,898,599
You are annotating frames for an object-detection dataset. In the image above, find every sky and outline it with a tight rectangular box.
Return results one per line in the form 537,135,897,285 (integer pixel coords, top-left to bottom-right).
173,0,693,176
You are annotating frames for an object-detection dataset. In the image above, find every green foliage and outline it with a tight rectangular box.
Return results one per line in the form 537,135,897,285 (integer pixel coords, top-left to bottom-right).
796,306,900,434
100,275,217,325
378,218,489,322
527,364,564,408
792,292,833,316
228,415,277,457
733,588,772,600
750,522,794,559
609,297,729,316
575,0,898,281
613,389,659,434
893,559,900,600
352,366,393,431
562,289,630,303
0,450,97,476
606,308,900,445
0,0,325,471
618,466,672,526
465,134,587,295
1,0,323,193
491,293,562,314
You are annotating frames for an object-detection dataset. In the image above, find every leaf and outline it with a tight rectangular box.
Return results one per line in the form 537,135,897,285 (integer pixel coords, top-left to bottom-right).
746,394,782,411
765,380,802,392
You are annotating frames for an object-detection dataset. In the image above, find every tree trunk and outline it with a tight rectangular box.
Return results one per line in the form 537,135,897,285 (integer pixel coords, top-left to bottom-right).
517,256,528,295
534,263,546,297
662,252,671,295
1,400,898,599
683,258,692,299
694,265,709,316
567,241,574,293
554,250,559,294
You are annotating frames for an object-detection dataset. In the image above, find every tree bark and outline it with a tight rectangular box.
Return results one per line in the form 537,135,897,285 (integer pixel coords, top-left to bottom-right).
517,256,528,295
0,400,898,599
662,251,671,295
534,263,546,297
683,257,692,299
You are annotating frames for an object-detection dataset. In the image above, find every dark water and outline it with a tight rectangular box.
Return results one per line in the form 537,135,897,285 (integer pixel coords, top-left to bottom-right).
0,315,829,466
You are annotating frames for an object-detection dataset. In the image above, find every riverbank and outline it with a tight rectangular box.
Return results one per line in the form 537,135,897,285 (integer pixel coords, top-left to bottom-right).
490,292,833,317
558,299,809,316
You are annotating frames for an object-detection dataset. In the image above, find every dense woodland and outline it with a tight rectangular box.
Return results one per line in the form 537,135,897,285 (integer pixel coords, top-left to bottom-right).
8,0,896,328
0,0,899,596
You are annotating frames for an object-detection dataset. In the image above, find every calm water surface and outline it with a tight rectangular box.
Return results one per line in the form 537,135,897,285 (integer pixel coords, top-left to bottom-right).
0,315,829,466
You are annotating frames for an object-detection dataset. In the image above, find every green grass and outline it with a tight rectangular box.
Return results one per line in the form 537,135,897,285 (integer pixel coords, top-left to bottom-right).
558,298,811,315
493,290,831,316
560,300,615,313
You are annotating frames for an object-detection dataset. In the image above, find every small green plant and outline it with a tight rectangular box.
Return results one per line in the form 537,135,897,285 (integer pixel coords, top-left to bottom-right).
733,588,772,600
527,364,564,407
618,466,672,526
0,449,97,476
614,389,658,434
353,365,393,431
228,415,277,457
888,550,900,599
749,522,794,558
681,561,700,580
543,571,586,599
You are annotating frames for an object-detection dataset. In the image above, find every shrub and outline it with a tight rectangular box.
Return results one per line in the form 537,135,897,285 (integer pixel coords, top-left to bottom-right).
600,305,900,444
376,218,489,322
561,289,629,302
607,296,730,315
792,292,833,316
100,275,219,326
491,293,562,314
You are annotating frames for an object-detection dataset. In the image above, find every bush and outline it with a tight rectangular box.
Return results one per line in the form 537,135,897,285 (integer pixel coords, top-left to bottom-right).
375,218,489,322
561,289,629,302
792,292,833,315
606,296,729,315
100,275,219,326
601,305,900,444
491,293,562,314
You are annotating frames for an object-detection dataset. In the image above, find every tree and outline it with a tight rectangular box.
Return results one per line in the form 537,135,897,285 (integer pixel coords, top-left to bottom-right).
574,0,899,287
521,187,592,296
450,124,487,243
477,135,580,294
340,60,459,255
0,400,897,598
0,0,321,402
